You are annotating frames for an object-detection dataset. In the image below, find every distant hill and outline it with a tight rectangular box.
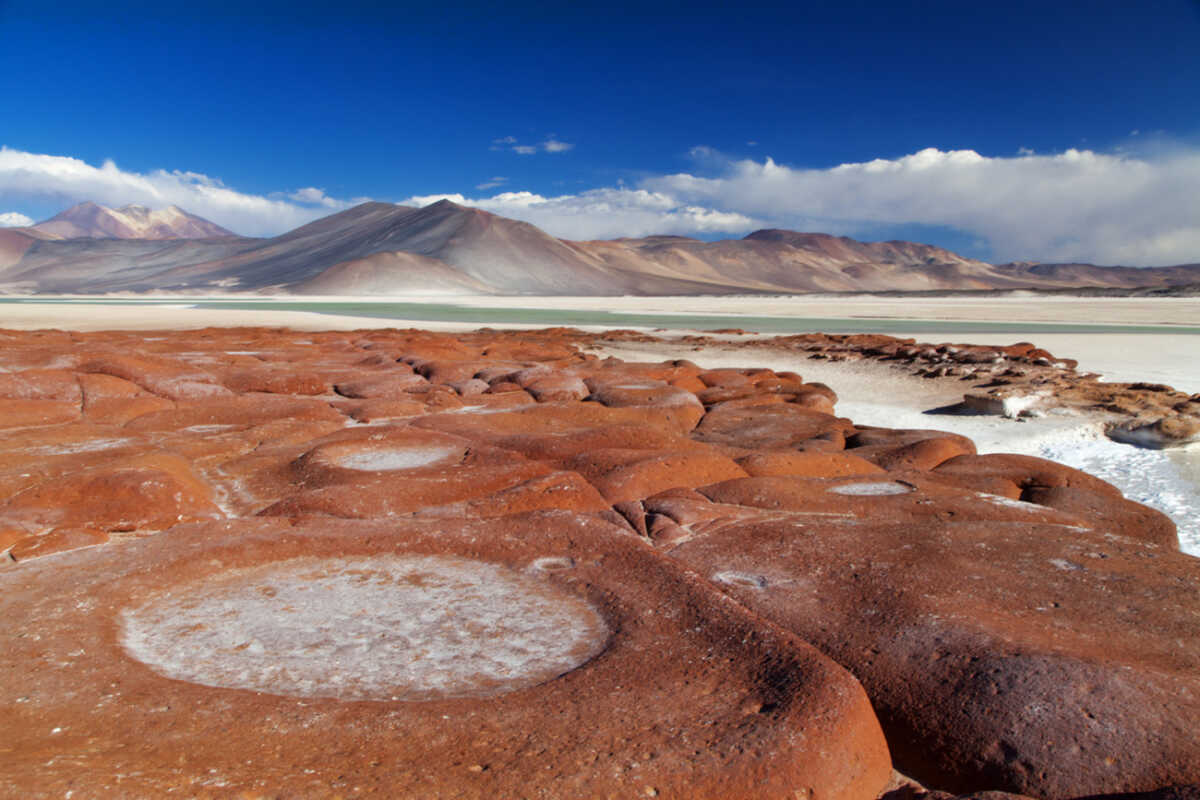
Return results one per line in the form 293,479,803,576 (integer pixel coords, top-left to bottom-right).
994,260,1200,290
1,199,1197,295
31,202,235,240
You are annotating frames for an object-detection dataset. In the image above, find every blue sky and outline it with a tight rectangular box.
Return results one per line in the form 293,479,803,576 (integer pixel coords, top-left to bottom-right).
2,0,1199,264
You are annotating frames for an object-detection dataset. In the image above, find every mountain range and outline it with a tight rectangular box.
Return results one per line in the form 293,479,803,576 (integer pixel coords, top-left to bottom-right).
0,201,1196,295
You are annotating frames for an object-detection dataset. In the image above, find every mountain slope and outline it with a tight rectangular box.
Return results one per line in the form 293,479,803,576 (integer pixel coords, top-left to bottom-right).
571,230,1034,293
136,200,729,295
32,202,236,240
3,199,1198,295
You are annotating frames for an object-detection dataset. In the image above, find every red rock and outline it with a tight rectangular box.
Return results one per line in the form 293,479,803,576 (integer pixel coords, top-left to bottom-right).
524,374,589,402
0,398,80,428
0,369,80,401
1,324,1194,798
693,401,852,451
78,351,230,400
565,448,748,503
698,368,754,387
1022,485,1179,548
222,367,329,395
77,372,177,425
0,513,891,799
3,452,222,533
661,510,1200,797
736,450,886,478
124,394,345,433
331,397,426,422
933,453,1124,498
4,526,109,560
846,428,977,470
695,474,1091,529
411,358,487,384
588,381,706,430
495,423,695,463
260,432,553,518
448,377,491,396
414,470,611,518
334,371,428,398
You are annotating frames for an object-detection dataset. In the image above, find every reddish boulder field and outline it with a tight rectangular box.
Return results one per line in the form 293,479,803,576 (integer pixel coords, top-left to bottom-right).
0,326,1196,799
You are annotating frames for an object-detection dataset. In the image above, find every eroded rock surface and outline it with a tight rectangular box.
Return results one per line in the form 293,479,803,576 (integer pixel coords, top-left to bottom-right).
0,325,1196,799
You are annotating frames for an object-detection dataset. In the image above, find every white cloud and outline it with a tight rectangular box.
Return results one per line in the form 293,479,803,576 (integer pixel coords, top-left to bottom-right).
475,176,508,190
0,211,34,227
644,146,1200,265
0,147,356,236
542,138,573,153
491,135,575,155
287,187,341,207
402,187,759,240
8,143,1195,265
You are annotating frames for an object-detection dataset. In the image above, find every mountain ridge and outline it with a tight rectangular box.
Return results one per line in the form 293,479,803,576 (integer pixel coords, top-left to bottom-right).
2,199,1197,295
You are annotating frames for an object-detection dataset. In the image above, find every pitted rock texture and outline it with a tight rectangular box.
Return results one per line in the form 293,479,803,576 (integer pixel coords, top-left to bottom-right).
0,325,1196,799
0,513,889,799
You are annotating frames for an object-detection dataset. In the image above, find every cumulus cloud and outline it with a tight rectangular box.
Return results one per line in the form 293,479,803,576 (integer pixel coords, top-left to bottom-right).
402,187,759,240
0,147,356,236
512,145,538,155
286,187,342,207
0,211,34,227
645,146,1200,265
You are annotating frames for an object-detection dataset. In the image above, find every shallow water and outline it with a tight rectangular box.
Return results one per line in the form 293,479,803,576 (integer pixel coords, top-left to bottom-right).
5,297,1199,336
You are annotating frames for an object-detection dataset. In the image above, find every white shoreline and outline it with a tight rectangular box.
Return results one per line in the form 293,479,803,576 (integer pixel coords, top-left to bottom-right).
4,292,1200,326
3,296,1198,392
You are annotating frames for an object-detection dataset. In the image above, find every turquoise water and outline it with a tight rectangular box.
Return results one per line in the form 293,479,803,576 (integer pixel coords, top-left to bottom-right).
5,298,1196,336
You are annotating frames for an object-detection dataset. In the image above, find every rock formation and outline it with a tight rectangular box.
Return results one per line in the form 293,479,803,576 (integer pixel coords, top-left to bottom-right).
0,325,1197,798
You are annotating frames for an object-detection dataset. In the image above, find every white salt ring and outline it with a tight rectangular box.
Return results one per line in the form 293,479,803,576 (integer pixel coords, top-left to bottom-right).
121,554,609,701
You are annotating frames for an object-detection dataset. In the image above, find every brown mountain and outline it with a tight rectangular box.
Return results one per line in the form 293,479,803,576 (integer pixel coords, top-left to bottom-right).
31,202,236,240
1,199,1197,295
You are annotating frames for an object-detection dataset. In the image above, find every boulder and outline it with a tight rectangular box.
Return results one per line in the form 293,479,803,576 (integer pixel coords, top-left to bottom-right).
0,513,891,799
661,509,1200,798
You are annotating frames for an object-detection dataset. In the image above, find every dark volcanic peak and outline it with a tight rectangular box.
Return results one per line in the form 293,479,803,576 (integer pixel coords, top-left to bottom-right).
32,202,237,240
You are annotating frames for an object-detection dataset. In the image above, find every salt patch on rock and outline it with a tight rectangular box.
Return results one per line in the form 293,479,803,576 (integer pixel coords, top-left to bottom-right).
337,446,458,471
713,570,768,589
120,554,609,701
975,493,1048,512
829,481,913,496
29,437,132,455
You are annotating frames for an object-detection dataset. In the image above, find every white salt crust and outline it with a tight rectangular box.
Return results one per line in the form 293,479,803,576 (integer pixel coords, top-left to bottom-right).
828,481,914,496
713,570,768,589
975,493,1048,512
120,554,609,701
336,446,458,471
